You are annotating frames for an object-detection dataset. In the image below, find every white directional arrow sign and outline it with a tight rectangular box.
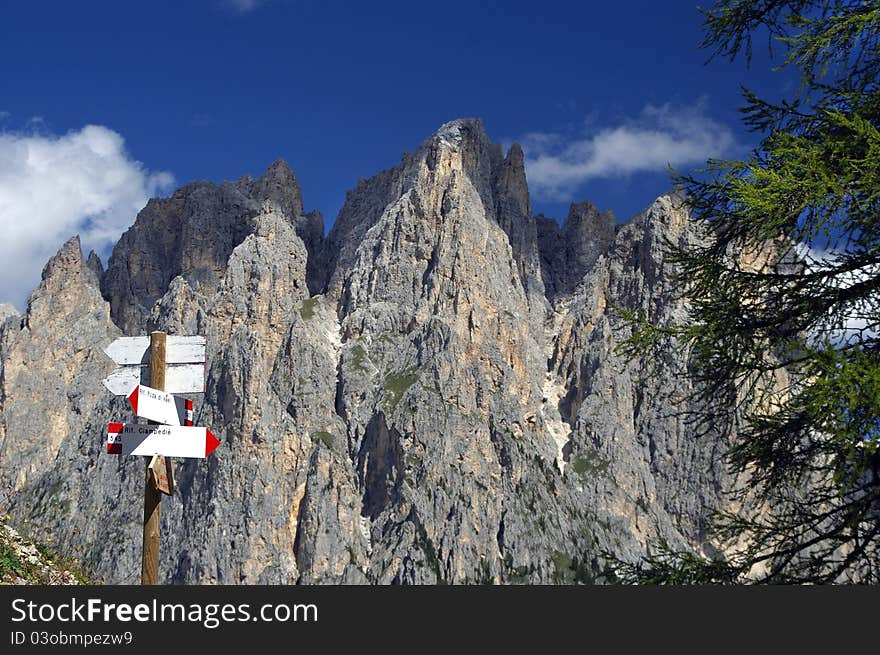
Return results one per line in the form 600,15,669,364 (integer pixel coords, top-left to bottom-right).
106,423,220,458
128,384,186,426
104,336,207,365
102,335,206,395
102,366,205,396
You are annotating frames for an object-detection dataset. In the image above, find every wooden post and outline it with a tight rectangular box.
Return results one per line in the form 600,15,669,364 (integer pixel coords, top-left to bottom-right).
142,331,166,585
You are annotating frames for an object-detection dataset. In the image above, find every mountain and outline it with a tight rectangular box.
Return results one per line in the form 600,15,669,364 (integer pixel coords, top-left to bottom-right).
0,119,732,583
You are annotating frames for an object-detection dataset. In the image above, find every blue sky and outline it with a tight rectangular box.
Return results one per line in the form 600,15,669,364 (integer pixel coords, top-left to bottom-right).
0,0,794,309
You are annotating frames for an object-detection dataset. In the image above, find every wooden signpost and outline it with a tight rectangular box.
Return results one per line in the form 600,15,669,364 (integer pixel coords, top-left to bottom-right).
143,331,166,587
102,331,218,585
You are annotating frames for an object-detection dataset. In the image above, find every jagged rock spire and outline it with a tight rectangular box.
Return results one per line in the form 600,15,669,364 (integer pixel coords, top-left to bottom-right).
0,119,729,585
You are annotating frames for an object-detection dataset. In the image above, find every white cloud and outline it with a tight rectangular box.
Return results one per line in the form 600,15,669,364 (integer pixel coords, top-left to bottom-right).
521,100,738,200
796,244,879,343
0,125,174,310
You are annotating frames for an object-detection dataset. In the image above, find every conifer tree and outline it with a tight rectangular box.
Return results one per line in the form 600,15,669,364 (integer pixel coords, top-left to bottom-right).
617,0,880,583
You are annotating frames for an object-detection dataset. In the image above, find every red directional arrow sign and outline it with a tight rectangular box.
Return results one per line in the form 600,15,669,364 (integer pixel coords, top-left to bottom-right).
107,423,220,458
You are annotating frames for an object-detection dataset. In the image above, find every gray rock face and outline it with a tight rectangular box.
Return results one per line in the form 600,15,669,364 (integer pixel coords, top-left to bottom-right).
0,304,19,324
0,237,117,492
0,120,732,583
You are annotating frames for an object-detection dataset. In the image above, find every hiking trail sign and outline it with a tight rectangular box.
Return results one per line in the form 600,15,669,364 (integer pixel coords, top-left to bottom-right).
106,423,220,458
102,335,206,395
100,331,218,585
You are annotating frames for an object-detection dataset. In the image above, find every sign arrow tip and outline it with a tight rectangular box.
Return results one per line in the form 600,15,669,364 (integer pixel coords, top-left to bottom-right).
205,429,220,457
128,385,139,413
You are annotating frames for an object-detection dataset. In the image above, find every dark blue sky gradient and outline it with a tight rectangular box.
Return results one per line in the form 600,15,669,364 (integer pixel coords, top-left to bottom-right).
0,0,795,227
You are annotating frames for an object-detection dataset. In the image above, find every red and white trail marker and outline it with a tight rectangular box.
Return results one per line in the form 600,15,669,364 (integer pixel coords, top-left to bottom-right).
128,384,182,426
106,423,220,458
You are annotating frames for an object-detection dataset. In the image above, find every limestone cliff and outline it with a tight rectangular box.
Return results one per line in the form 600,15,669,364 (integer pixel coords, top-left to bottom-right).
0,120,731,583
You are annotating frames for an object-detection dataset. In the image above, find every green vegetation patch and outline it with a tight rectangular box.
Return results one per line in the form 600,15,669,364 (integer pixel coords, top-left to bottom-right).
570,448,611,479
551,550,595,584
415,522,445,584
350,344,369,372
551,550,573,579
311,431,335,449
383,369,419,411
34,542,95,585
0,541,26,579
502,552,531,584
0,528,95,585
298,297,319,320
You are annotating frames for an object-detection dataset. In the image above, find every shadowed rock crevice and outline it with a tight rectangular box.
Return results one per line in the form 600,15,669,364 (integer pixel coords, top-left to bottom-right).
357,413,405,521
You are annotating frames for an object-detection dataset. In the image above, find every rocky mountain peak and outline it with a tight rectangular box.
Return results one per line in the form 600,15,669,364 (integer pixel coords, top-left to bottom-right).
262,157,297,183
420,119,503,204
24,236,106,331
39,235,86,286
430,118,489,149
497,143,530,217
563,201,615,261
0,120,734,586
85,250,104,287
505,141,525,163
537,201,616,302
638,189,691,235
102,158,322,333
250,158,305,220
1,235,116,493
